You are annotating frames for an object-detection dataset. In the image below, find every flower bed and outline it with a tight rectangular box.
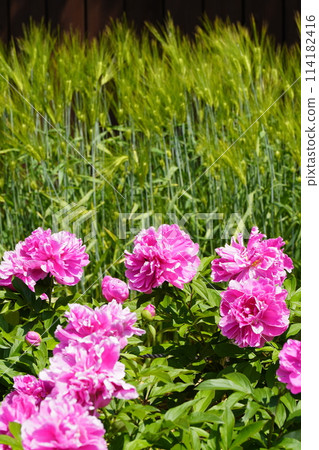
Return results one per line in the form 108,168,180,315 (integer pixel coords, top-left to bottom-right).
0,225,300,449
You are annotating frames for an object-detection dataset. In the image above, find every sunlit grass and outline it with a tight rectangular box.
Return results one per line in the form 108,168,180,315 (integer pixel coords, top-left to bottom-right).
0,17,301,290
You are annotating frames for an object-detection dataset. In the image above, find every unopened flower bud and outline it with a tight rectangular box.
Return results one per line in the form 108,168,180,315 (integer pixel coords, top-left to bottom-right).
101,276,129,303
142,304,156,321
25,331,41,347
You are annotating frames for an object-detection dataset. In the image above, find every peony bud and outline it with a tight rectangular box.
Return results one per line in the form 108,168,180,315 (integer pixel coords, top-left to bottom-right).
142,304,156,321
25,331,42,347
101,276,129,303
144,304,156,317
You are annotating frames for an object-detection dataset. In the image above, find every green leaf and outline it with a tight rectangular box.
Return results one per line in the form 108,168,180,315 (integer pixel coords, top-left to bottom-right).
224,373,253,394
197,373,252,395
193,389,215,412
242,401,261,424
271,437,301,449
35,340,48,371
3,310,20,326
284,277,297,296
124,439,150,450
274,402,286,428
225,391,247,409
12,277,36,303
230,421,265,448
195,256,215,275
34,274,53,296
164,399,199,422
11,277,46,313
283,430,301,441
214,343,247,357
139,367,171,383
281,393,298,414
286,323,301,338
8,422,21,440
0,430,23,449
189,411,224,425
151,382,193,397
0,435,17,446
220,407,234,449
189,427,201,450
191,279,221,308
147,324,156,343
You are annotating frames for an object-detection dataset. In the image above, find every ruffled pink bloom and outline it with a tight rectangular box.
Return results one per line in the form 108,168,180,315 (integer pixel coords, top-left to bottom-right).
25,331,42,347
211,226,293,285
0,242,37,290
125,224,200,293
0,391,38,448
21,398,107,450
144,304,156,317
219,278,290,348
39,336,138,412
0,228,89,291
101,276,129,303
276,339,301,394
13,375,46,403
54,301,145,352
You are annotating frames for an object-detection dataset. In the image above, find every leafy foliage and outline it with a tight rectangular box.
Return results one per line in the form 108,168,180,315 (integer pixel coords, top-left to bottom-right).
0,259,301,448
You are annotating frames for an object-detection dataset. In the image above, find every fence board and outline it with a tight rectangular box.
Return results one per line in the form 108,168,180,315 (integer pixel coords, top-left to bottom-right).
47,0,84,34
0,0,8,44
204,0,242,24
244,0,283,43
1,0,301,44
87,0,124,38
126,0,163,30
10,0,45,37
166,0,203,34
285,0,300,45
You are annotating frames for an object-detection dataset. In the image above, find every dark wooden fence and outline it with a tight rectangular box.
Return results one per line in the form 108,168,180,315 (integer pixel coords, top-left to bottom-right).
0,0,300,45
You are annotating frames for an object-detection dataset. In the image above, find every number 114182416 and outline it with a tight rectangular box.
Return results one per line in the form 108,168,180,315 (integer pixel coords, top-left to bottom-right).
306,15,316,82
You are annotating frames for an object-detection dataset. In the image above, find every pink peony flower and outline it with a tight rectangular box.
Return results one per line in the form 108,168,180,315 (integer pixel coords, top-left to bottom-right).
211,226,293,285
0,391,38,446
0,242,37,290
40,336,138,411
13,375,46,403
0,227,89,292
54,300,145,352
101,276,129,303
276,339,301,394
144,304,156,317
219,278,290,348
21,398,107,450
25,331,42,347
124,224,200,293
